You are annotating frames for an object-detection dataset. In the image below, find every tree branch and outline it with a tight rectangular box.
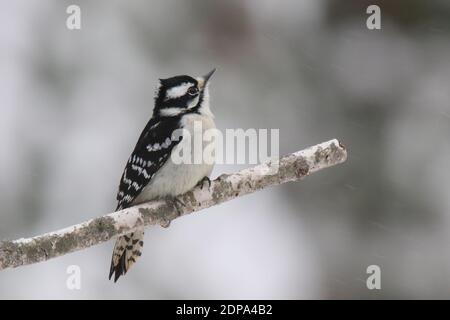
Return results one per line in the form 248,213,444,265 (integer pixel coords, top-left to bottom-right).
0,139,347,270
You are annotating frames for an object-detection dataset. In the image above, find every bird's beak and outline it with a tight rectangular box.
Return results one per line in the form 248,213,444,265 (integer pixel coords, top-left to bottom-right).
198,68,216,89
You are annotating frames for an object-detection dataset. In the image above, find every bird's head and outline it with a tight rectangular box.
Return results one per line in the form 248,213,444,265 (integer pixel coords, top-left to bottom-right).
153,69,216,118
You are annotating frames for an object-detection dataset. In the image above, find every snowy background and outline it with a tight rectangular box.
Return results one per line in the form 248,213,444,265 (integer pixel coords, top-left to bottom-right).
1,0,450,299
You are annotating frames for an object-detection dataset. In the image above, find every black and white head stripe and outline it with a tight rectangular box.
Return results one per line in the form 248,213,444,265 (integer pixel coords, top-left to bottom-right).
153,76,198,115
152,71,215,118
165,82,194,100
115,117,183,210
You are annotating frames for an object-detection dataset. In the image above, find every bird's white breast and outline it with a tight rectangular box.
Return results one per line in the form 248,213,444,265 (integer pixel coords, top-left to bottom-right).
133,113,216,204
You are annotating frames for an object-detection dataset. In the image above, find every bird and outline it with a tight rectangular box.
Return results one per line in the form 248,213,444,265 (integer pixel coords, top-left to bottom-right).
109,69,217,282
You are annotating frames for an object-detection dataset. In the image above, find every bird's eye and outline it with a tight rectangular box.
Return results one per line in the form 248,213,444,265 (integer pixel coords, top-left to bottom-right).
187,87,198,96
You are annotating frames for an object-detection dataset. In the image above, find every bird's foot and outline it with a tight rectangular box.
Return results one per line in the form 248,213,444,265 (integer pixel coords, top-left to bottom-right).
198,176,212,191
164,196,185,217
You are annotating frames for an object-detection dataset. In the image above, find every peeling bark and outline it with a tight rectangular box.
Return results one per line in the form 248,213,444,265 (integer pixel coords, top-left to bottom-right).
0,139,347,270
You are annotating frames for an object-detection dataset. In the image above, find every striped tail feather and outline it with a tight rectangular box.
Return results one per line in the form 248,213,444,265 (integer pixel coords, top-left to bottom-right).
109,229,144,282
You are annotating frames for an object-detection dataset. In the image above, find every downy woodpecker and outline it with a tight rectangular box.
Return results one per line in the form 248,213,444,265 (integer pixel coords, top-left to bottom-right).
109,69,216,282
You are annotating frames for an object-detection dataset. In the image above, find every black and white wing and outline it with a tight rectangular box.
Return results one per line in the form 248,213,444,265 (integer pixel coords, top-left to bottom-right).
115,117,182,211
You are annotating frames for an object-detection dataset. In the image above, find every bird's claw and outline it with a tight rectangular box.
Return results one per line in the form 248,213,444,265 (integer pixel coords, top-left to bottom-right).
199,176,212,191
165,196,185,216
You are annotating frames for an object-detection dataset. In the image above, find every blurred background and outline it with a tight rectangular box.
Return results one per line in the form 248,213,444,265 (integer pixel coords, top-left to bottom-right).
1,0,450,299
